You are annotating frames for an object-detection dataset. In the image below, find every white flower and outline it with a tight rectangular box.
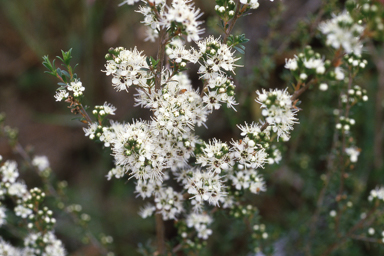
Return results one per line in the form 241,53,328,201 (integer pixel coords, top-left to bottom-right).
303,58,325,74
185,168,225,208
335,67,345,80
0,160,19,183
165,0,204,42
319,10,365,56
139,204,156,219
8,182,28,197
203,90,221,111
54,90,69,102
106,165,126,180
196,139,232,174
345,147,360,163
67,80,85,97
0,207,6,227
285,57,298,70
197,36,240,80
240,0,274,9
255,88,298,139
369,186,384,202
32,155,50,172
154,186,183,220
83,122,98,140
166,45,194,63
14,205,33,218
102,102,116,115
230,138,267,169
319,83,328,91
24,232,66,256
0,239,21,256
104,47,152,92
186,212,213,239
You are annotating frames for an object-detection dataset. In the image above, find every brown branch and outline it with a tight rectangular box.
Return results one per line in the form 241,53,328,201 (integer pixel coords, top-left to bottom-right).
223,1,247,44
155,213,166,255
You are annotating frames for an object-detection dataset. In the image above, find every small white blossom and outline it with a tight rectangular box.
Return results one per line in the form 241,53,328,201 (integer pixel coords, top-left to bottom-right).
104,47,152,92
32,156,50,172
240,0,274,9
285,57,298,70
83,122,98,140
319,83,328,91
67,80,85,97
369,186,384,202
8,182,28,198
154,187,183,220
0,207,6,227
345,147,360,163
186,212,213,239
14,205,33,219
139,204,156,219
103,102,116,115
54,90,69,102
0,160,19,183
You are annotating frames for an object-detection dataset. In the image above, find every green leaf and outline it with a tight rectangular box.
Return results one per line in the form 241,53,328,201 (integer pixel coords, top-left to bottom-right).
56,56,65,64
57,85,67,90
234,46,245,54
61,49,73,66
44,71,57,77
61,70,70,78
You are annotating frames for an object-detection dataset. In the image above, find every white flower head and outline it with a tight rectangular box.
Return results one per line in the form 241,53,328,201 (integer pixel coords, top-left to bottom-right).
285,57,298,70
67,80,85,97
0,207,6,227
54,90,69,102
319,10,365,56
0,160,19,184
102,102,116,115
139,204,156,219
345,147,360,163
32,156,50,172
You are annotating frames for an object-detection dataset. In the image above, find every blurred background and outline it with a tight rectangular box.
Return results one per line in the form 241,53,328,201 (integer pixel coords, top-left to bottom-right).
0,0,383,255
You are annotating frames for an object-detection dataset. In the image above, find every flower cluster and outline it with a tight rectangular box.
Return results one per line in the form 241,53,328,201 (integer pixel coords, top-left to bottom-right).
345,146,360,163
104,47,151,92
285,46,331,82
0,156,66,255
183,168,225,210
255,88,298,139
135,0,203,42
186,212,213,240
368,186,384,202
319,10,365,56
228,165,266,194
154,186,184,220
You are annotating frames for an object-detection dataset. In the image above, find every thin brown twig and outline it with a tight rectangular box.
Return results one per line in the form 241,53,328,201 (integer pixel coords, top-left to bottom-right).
155,213,166,255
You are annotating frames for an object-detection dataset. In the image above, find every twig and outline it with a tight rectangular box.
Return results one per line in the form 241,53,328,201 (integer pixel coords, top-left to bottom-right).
155,213,166,255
